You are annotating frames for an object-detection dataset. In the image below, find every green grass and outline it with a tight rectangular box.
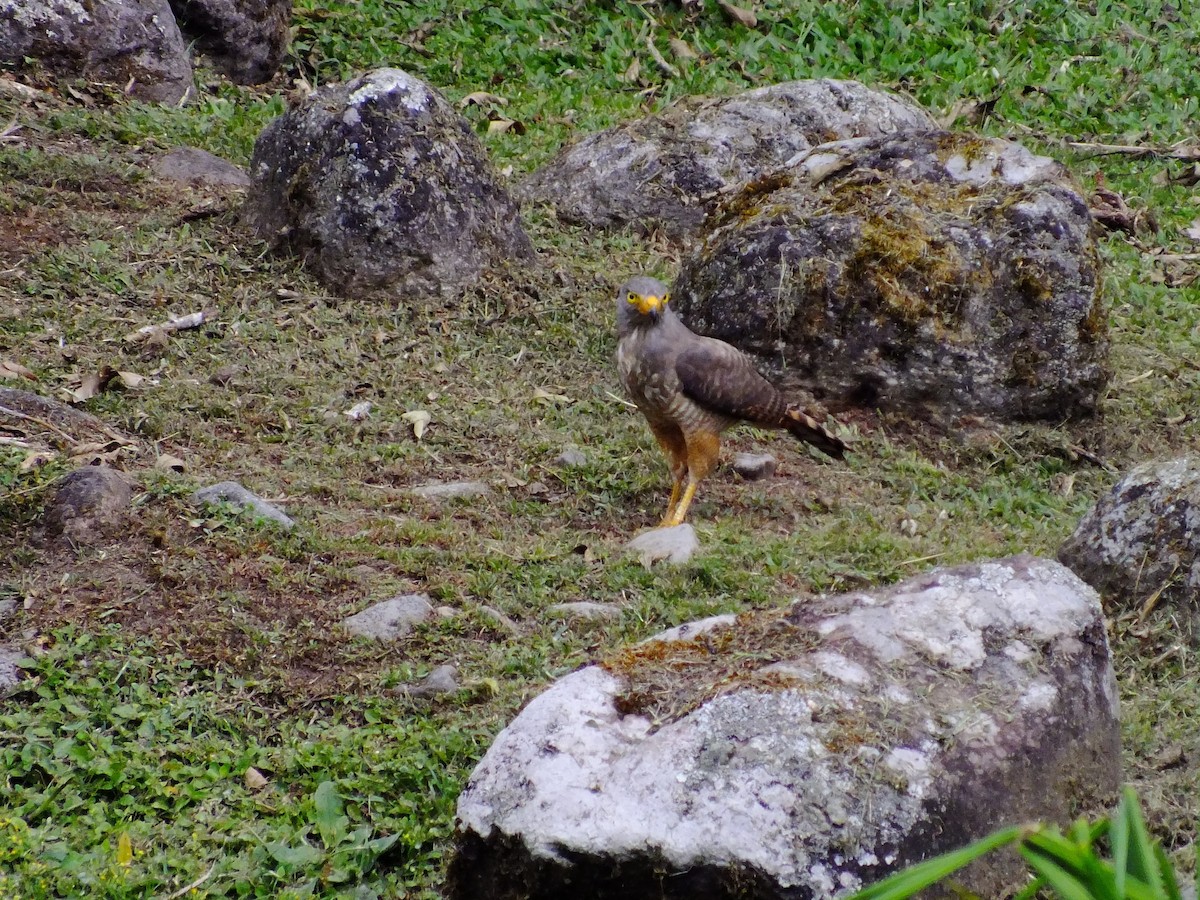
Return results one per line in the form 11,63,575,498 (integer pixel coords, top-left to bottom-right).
2,0,1200,896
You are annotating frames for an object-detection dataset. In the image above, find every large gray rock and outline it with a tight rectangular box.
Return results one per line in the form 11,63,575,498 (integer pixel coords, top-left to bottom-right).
1058,455,1200,618
244,68,535,298
519,79,936,238
672,131,1108,423
0,0,194,104
167,0,290,84
450,555,1120,899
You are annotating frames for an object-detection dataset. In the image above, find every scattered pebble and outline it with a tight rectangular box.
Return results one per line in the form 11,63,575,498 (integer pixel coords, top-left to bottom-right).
624,524,699,567
554,448,587,468
398,664,459,700
732,451,777,481
0,645,28,696
341,593,434,641
477,605,519,635
193,481,295,529
547,602,622,622
409,480,491,499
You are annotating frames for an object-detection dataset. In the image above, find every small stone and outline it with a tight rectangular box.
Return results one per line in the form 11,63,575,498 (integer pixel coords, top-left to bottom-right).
152,147,252,187
0,644,28,696
624,524,699,568
41,466,134,544
400,664,460,700
209,364,240,386
554,448,588,468
435,606,458,619
409,480,491,500
193,481,295,529
0,597,17,621
731,452,777,481
477,605,519,635
342,594,434,641
547,602,622,622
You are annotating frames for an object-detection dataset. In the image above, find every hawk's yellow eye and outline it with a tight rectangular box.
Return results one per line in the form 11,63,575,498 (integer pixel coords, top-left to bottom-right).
627,292,638,303
662,293,670,304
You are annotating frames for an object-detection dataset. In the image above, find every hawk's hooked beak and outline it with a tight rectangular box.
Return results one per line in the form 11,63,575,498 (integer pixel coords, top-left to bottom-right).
634,294,663,321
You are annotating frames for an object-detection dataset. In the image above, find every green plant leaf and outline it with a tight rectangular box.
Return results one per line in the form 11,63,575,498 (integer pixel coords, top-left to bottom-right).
848,825,1024,900
265,840,325,868
1018,850,1098,900
312,780,348,849
1119,786,1166,894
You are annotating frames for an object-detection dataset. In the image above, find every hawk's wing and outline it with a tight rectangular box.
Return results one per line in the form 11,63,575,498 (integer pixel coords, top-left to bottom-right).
674,337,789,426
675,335,847,458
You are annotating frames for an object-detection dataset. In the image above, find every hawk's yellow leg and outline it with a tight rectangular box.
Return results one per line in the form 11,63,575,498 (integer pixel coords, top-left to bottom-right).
662,430,721,527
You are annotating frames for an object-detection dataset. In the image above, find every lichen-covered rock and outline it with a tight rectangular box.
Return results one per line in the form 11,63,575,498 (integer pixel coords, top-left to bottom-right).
166,0,290,84
0,0,194,104
244,68,534,298
450,555,1120,900
671,131,1108,423
1058,455,1200,618
519,79,936,238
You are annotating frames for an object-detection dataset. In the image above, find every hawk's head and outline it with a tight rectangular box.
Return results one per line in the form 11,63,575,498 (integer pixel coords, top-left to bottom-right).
617,275,671,331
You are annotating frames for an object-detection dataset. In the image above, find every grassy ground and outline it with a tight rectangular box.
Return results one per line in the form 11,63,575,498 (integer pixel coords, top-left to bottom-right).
1,0,1199,896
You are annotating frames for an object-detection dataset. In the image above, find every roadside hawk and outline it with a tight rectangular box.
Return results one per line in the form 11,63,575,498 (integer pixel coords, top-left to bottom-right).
616,274,847,527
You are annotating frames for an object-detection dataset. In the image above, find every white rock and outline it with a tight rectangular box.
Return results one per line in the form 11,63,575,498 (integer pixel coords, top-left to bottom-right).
624,524,698,567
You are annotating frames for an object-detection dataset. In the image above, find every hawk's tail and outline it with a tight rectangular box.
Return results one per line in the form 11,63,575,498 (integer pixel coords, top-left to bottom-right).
785,406,848,459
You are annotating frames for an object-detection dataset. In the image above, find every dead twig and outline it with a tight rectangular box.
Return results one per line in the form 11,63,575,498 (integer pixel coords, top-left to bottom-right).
162,863,216,900
1066,442,1118,474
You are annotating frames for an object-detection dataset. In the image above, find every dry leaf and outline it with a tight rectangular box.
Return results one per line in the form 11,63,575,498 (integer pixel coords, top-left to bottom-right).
669,37,698,60
244,767,269,790
344,400,372,421
459,90,508,107
19,450,55,472
402,410,432,440
0,359,35,381
533,387,573,405
486,117,526,136
155,453,186,472
63,372,102,404
718,1,757,27
115,371,147,389
620,56,641,84
1184,218,1200,241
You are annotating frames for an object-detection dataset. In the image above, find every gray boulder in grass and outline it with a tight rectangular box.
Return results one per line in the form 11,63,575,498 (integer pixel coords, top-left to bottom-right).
449,555,1120,899
244,68,534,298
0,0,194,104
166,0,291,85
1059,455,1200,620
519,78,936,238
671,130,1109,424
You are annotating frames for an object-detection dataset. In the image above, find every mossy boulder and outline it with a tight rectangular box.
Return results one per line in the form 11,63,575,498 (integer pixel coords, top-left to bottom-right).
671,131,1109,423
244,68,534,299
1059,455,1200,621
450,555,1120,900
519,79,936,238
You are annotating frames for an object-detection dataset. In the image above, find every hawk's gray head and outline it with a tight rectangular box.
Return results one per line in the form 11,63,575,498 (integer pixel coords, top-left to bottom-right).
616,275,671,334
